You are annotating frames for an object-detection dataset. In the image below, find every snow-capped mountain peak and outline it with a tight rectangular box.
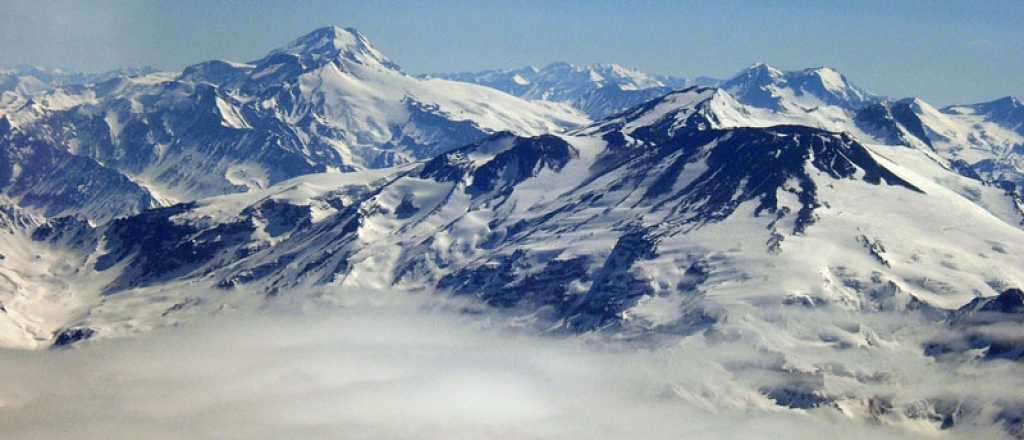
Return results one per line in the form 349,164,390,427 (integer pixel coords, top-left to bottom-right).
582,86,756,136
903,96,940,114
722,63,878,111
722,62,785,91
260,25,400,72
799,66,859,96
744,61,785,79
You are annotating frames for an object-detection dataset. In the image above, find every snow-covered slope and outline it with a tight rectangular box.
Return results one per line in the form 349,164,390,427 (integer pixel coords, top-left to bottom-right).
429,62,688,119
0,27,586,221
0,118,160,222
933,97,1024,183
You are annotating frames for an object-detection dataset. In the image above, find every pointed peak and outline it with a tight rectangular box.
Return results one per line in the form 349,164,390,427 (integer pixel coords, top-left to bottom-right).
289,26,364,50
899,96,939,113
610,86,737,130
799,66,847,81
729,63,784,84
797,66,862,94
747,62,783,74
722,62,878,110
265,26,399,71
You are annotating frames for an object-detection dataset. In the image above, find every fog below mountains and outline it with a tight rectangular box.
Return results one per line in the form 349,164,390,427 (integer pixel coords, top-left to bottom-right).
0,289,1017,439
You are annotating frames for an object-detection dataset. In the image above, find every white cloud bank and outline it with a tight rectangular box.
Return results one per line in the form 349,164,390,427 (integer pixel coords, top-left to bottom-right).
0,291,1015,439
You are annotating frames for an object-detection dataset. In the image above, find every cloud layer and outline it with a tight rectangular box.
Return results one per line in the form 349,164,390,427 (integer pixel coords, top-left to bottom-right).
0,291,1015,439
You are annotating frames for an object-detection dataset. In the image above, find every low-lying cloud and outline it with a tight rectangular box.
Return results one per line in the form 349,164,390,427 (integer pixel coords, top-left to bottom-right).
0,291,1015,439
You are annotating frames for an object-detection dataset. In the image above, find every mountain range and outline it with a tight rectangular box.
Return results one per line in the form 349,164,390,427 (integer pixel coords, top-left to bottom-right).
2,25,1024,437
0,26,585,221
426,62,693,119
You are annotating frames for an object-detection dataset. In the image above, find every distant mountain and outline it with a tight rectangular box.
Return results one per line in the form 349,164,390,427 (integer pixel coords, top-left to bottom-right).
428,62,688,118
691,75,722,87
0,65,159,96
0,26,585,221
721,63,880,111
944,95,1024,135
0,65,162,123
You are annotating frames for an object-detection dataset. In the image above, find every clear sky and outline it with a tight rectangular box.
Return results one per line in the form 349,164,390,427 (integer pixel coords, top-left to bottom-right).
1,0,1021,106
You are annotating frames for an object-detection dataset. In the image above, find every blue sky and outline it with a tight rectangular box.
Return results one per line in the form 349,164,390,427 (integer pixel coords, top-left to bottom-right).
2,0,1021,105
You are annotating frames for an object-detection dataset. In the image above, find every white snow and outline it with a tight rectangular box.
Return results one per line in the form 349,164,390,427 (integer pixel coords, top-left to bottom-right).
815,67,847,94
511,74,530,86
215,96,251,129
